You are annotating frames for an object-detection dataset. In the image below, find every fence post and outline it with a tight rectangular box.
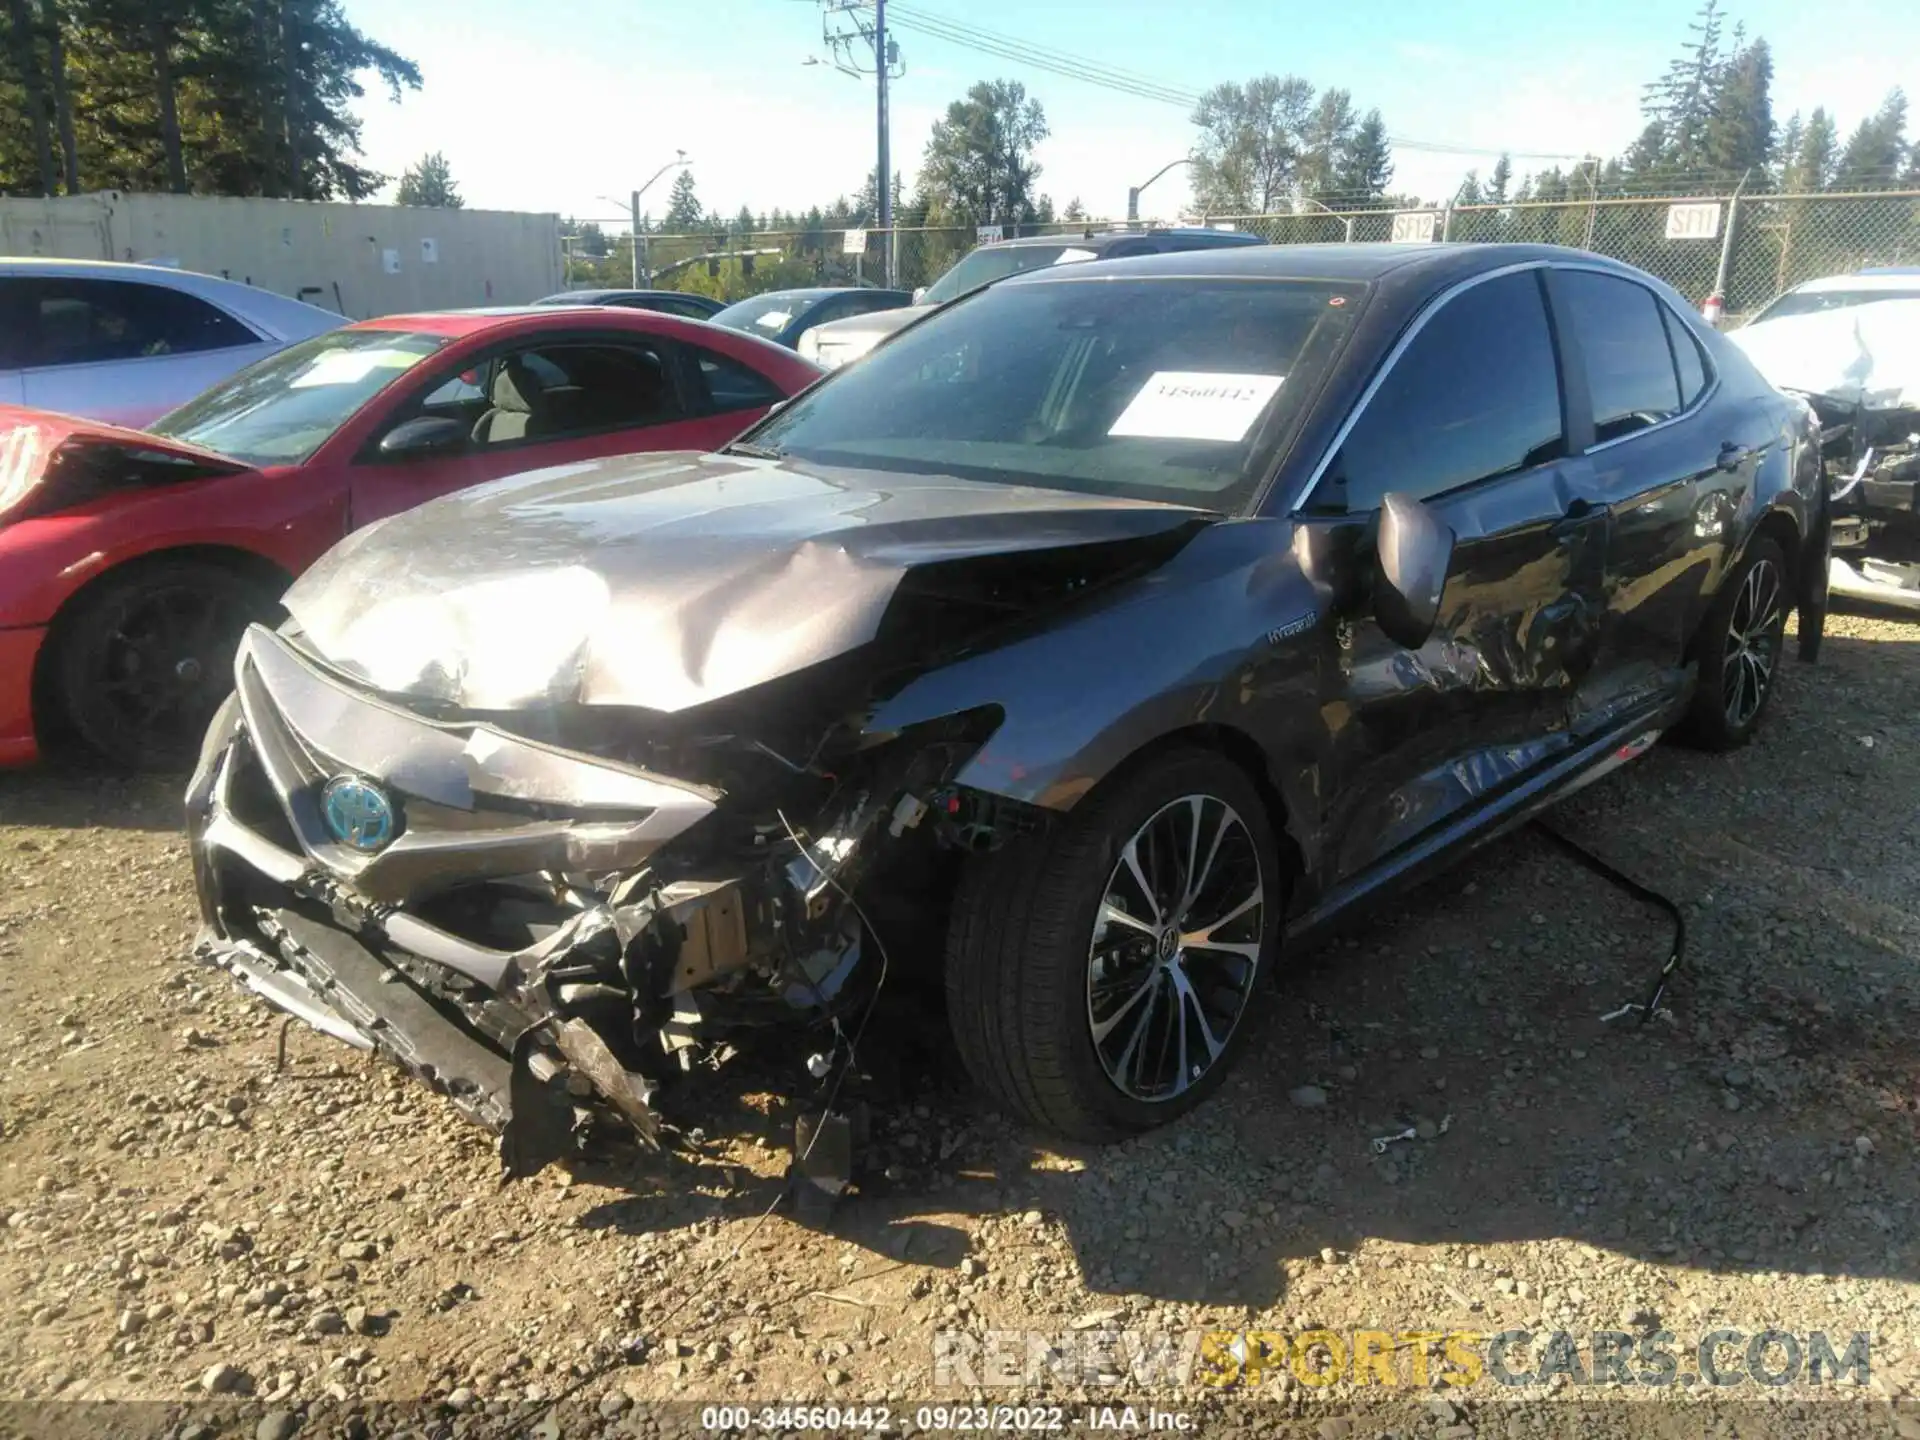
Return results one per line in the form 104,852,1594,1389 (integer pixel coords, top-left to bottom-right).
1441,203,1453,242
1708,173,1753,320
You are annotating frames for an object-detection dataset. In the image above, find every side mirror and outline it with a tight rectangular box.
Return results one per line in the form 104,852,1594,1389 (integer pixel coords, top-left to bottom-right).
912,286,928,304
1373,491,1455,649
378,415,468,459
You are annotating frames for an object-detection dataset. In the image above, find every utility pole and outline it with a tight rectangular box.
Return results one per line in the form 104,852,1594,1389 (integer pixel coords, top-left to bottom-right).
875,0,890,285
819,2,904,287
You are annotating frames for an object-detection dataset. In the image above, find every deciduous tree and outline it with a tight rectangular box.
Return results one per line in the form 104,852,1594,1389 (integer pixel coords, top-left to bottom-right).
917,79,1049,226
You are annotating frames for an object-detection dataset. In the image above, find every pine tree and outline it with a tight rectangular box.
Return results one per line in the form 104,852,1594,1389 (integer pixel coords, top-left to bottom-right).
1833,88,1908,188
1335,109,1393,201
1786,108,1837,192
1641,0,1725,174
1487,153,1512,205
393,150,460,207
1773,111,1803,189
662,168,702,229
1701,34,1774,180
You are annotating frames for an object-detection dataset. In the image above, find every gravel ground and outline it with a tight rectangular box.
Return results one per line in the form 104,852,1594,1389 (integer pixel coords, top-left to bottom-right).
2,609,1918,1439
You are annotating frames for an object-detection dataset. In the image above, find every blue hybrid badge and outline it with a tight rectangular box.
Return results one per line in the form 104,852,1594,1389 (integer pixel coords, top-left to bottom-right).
320,775,397,853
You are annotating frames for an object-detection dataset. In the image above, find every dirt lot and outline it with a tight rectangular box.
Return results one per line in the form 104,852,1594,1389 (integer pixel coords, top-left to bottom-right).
3,610,1919,1439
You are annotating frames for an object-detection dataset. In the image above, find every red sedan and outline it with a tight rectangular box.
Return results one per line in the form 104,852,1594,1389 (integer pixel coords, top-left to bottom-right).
0,305,820,769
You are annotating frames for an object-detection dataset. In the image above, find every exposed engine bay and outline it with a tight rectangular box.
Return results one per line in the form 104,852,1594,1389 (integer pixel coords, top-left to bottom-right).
185,503,1201,1177
1730,297,1920,608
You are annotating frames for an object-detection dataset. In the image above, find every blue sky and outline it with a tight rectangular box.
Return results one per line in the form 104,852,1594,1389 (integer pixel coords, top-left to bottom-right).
343,0,1916,227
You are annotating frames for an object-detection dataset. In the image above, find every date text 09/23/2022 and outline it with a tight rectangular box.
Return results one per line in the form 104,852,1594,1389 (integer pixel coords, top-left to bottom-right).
698,1405,1194,1431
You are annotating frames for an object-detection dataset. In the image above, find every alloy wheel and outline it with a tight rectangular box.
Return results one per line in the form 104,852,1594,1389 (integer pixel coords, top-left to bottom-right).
86,585,249,757
1086,794,1265,1102
1722,556,1783,729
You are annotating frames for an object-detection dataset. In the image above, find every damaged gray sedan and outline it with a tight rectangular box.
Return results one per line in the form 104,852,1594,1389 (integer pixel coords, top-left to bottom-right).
189,243,1827,1167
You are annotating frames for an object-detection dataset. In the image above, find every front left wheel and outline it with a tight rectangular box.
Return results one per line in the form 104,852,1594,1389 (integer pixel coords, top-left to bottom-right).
944,750,1283,1141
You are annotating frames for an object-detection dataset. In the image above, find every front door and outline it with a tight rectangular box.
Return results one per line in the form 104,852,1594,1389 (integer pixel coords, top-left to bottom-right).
1305,266,1611,883
347,336,754,528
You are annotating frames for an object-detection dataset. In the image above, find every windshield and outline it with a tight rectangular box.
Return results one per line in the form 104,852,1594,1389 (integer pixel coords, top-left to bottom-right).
921,243,1099,306
151,329,444,465
745,276,1362,510
711,293,825,337
1751,286,1920,323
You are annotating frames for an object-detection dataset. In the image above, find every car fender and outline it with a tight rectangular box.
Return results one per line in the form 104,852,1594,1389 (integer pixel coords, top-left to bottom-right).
863,518,1330,878
0,468,344,628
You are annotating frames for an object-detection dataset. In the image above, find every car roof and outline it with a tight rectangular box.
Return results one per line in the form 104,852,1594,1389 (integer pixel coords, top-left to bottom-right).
721,287,893,302
997,241,1614,288
535,288,702,302
0,255,343,337
346,306,677,336
1793,269,1920,292
989,227,1260,251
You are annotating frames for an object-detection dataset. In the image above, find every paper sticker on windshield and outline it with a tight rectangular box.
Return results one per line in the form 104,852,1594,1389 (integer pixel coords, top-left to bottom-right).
1107,372,1284,442
754,310,793,330
1053,247,1098,265
291,349,424,389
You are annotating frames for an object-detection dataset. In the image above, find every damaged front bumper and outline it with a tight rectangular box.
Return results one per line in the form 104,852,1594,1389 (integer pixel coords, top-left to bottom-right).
187,626,899,1177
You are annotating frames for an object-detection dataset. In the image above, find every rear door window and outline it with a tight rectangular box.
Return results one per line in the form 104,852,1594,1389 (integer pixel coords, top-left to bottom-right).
697,350,784,413
1662,304,1710,407
17,278,259,366
1557,269,1684,442
1320,269,1566,512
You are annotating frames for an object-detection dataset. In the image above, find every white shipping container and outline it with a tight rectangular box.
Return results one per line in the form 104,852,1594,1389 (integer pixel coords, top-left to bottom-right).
0,191,562,319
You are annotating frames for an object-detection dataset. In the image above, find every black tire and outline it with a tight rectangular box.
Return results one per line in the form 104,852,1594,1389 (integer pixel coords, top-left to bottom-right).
53,560,278,771
944,749,1283,1141
1675,535,1790,752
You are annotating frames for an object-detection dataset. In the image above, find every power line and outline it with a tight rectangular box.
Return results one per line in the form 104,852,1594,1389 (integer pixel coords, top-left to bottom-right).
868,2,1594,161
884,4,1199,107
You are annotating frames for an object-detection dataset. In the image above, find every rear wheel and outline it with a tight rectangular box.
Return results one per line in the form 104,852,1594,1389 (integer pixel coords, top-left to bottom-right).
54,560,278,771
944,750,1282,1141
1676,536,1789,751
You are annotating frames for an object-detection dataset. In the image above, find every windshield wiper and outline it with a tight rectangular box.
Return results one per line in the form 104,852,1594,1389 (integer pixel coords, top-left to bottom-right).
722,440,787,460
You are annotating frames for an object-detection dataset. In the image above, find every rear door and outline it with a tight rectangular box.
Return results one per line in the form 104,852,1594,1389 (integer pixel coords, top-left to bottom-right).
1306,266,1611,881
1547,266,1740,724
15,277,274,426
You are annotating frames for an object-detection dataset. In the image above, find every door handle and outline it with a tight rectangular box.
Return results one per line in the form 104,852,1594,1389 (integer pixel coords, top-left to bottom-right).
1550,498,1603,537
1716,441,1751,472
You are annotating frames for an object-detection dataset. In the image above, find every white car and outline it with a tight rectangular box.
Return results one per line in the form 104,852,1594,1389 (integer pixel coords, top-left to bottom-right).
1731,269,1920,610
0,259,345,427
1742,266,1920,325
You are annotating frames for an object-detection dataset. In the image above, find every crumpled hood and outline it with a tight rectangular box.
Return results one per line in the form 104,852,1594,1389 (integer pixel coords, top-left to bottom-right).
285,450,1211,712
0,405,247,526
1730,298,1920,412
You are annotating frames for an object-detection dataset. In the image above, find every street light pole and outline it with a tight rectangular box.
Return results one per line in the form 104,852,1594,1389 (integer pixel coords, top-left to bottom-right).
1296,194,1355,242
608,152,689,288
1128,156,1194,223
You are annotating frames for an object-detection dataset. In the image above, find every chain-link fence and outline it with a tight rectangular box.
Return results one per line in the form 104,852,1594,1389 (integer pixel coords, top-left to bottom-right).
565,190,1920,323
